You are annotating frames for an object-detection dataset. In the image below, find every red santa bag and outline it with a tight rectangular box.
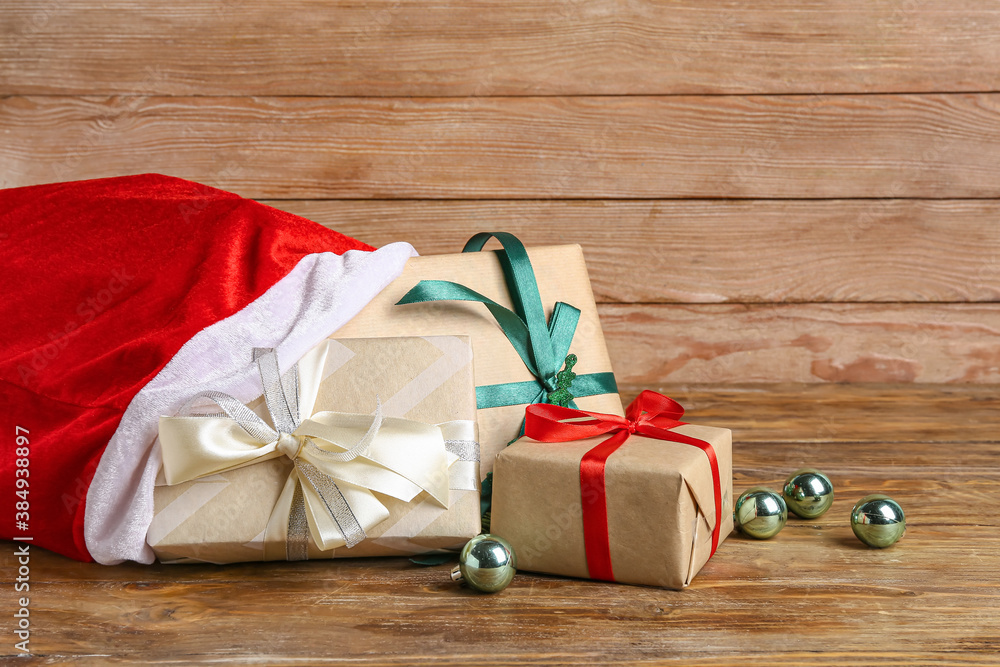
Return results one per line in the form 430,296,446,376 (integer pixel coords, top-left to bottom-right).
0,174,414,563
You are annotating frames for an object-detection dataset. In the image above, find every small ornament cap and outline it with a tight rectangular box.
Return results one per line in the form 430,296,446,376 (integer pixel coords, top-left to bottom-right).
450,534,517,593
782,468,835,519
734,487,788,539
851,494,906,548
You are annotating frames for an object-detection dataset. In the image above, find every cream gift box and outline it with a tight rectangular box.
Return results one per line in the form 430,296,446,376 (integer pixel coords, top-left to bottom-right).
148,336,481,564
335,232,624,477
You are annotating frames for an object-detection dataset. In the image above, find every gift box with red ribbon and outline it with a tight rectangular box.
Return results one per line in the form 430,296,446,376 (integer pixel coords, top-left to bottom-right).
491,391,733,589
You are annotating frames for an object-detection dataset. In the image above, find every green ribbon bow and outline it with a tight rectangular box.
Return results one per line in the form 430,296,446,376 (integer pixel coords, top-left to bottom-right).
396,231,618,421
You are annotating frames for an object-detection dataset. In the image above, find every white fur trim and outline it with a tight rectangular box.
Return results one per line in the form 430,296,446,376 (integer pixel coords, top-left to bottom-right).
84,243,416,564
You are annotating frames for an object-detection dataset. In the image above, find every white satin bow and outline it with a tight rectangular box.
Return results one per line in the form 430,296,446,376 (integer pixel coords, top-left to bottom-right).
158,347,452,558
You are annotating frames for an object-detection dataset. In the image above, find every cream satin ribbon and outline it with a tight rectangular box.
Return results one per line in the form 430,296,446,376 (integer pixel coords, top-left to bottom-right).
158,347,456,559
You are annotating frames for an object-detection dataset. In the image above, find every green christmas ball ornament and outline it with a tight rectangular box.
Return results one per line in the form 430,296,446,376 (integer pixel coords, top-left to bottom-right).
450,534,517,593
734,487,787,539
851,494,906,548
782,468,835,519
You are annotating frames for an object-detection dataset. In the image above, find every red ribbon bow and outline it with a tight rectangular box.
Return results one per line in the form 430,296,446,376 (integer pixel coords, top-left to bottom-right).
525,390,723,582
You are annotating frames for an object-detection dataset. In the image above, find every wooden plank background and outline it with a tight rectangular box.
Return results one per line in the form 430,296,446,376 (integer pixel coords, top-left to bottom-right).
2,0,999,387
4,1,1000,96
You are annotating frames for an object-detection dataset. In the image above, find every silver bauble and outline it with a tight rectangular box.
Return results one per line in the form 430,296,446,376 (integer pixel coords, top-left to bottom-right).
734,487,787,539
782,468,835,519
450,534,517,593
851,494,905,548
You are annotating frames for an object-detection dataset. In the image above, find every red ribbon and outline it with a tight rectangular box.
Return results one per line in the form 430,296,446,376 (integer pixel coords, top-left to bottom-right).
524,390,723,582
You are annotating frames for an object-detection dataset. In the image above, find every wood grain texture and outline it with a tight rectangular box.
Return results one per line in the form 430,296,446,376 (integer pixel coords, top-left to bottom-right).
602,303,1000,385
5,94,1000,199
3,385,998,664
618,383,1000,443
3,1,1000,97
5,1,1000,663
272,198,1000,303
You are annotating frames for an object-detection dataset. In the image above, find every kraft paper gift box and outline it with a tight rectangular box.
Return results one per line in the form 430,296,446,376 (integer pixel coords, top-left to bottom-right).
491,392,734,590
335,232,624,477
148,336,481,564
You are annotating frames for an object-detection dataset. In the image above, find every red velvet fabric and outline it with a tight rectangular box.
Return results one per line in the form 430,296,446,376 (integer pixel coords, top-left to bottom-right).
0,174,373,561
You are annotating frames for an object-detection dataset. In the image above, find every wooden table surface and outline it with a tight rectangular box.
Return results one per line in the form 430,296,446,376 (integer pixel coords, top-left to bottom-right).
3,383,997,665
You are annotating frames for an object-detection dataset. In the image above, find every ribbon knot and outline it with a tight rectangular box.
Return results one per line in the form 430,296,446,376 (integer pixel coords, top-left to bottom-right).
524,390,723,582
276,432,306,461
158,347,453,560
396,232,618,430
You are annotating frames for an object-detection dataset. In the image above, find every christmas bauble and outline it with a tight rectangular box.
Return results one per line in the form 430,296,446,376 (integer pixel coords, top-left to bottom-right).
851,494,905,548
782,468,834,519
734,487,787,539
450,534,517,593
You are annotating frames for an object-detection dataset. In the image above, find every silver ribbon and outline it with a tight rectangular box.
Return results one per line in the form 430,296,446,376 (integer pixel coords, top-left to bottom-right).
178,348,374,555
445,439,480,462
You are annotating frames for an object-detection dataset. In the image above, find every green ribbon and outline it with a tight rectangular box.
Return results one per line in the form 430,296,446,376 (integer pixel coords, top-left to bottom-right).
396,232,618,417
